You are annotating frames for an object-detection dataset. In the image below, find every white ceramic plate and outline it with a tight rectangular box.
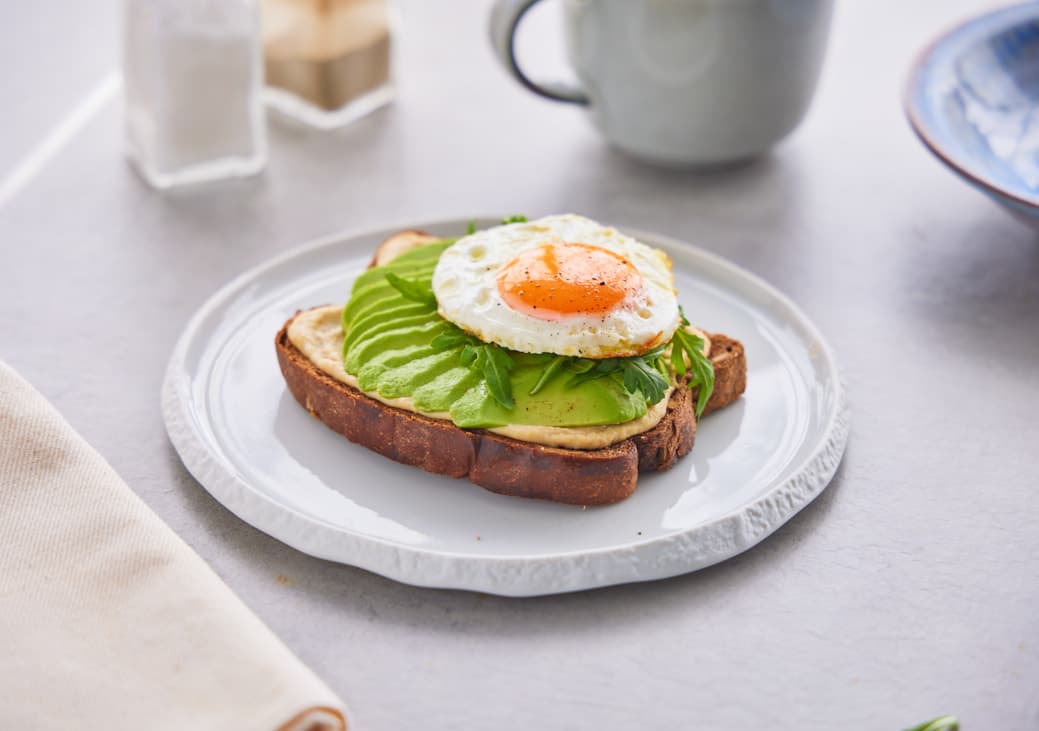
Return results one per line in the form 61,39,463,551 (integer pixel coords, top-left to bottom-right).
163,218,849,596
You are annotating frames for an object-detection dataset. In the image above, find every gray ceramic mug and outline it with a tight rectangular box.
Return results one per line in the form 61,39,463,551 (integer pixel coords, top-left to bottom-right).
490,0,834,166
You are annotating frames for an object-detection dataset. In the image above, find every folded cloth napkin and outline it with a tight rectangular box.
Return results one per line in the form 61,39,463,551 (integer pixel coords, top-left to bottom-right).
0,362,347,731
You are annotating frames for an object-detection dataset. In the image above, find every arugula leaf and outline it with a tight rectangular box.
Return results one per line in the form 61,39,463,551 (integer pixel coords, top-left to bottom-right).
562,353,669,405
426,302,713,415
460,344,479,367
565,358,596,375
529,355,566,396
688,343,715,417
501,214,528,224
384,272,436,306
565,358,615,389
620,358,669,405
481,345,515,410
901,716,959,731
641,344,668,360
671,306,715,418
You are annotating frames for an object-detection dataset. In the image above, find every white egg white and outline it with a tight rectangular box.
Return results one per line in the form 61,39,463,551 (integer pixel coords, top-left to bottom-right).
431,214,680,358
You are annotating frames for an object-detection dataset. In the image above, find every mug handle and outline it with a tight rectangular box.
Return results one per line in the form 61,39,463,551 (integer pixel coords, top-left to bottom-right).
489,0,589,105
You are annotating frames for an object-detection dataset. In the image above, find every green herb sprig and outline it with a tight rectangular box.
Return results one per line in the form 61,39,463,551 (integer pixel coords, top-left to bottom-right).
528,355,566,396
670,306,715,418
564,347,670,406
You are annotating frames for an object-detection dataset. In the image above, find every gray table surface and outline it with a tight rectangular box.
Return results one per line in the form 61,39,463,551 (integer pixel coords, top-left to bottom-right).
3,1,1038,729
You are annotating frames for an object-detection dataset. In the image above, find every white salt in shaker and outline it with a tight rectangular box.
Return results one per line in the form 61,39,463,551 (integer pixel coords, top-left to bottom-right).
123,0,267,188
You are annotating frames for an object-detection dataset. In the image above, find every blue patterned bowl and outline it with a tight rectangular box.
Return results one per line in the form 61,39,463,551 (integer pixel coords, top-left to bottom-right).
905,3,1039,225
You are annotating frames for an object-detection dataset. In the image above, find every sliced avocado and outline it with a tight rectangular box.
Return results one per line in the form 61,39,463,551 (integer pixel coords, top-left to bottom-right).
345,319,451,373
373,350,459,398
337,236,658,428
449,362,647,428
341,283,398,327
349,261,437,294
342,277,435,328
411,367,482,412
355,344,441,389
342,281,419,326
343,304,437,354
345,239,451,294
358,343,439,372
346,291,437,334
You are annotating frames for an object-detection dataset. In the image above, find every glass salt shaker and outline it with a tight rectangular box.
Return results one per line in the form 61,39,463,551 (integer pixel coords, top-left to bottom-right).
262,0,395,129
123,0,267,188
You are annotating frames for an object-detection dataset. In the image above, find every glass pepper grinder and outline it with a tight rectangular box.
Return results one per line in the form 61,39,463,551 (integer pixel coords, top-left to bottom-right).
123,0,267,188
262,0,395,129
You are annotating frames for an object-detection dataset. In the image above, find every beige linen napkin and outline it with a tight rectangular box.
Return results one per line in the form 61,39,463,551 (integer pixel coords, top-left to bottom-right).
0,362,347,730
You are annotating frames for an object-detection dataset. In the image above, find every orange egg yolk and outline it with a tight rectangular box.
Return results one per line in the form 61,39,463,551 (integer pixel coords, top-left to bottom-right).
496,242,643,320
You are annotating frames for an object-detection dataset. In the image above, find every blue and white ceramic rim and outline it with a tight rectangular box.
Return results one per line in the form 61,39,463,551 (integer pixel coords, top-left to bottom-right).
904,2,1039,212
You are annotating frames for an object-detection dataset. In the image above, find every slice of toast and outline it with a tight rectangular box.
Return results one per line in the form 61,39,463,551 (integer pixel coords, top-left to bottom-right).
276,230,747,505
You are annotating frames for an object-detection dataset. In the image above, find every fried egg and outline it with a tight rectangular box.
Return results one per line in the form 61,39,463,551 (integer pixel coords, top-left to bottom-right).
431,214,680,358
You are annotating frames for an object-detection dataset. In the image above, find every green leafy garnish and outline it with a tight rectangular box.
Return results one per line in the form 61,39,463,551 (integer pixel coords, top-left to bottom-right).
565,359,613,389
459,343,478,366
528,355,566,396
432,326,515,409
479,346,515,410
465,220,477,235
384,272,436,306
621,355,670,405
548,310,714,416
565,358,596,375
565,350,670,406
902,716,959,731
425,301,711,418
670,306,715,418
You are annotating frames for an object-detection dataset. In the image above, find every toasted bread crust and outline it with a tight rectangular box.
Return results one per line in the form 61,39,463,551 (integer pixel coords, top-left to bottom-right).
700,333,747,418
276,314,746,505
